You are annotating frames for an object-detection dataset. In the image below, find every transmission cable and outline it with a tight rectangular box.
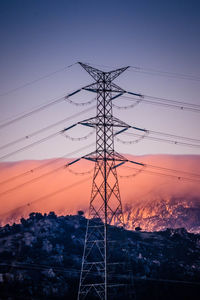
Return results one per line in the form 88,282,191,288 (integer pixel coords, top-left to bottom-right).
122,162,200,182
146,163,200,178
0,106,95,151
121,165,200,183
129,159,200,178
1,153,199,198
0,87,84,129
0,176,92,217
0,106,95,161
1,262,199,287
0,63,77,98
116,132,200,149
121,94,200,113
129,65,200,82
123,128,200,144
0,152,92,198
0,143,95,186
118,95,200,113
83,62,200,82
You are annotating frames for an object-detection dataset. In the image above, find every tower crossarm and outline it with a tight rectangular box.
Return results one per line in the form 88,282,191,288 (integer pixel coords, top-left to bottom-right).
78,62,129,82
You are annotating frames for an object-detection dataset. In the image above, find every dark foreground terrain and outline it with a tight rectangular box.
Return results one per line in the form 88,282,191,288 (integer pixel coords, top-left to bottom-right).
0,212,200,299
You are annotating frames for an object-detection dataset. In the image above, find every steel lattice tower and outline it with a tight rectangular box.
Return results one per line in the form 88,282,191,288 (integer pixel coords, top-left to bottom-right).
77,63,133,300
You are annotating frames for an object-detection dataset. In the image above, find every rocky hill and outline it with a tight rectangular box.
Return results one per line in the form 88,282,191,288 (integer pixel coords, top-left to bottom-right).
124,195,200,233
0,155,200,233
0,212,200,299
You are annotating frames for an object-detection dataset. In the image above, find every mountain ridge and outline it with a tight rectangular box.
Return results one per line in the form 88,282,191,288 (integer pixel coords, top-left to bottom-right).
0,154,200,231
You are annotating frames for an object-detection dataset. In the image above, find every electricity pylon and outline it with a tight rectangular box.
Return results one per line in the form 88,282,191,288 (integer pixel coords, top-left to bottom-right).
76,62,136,300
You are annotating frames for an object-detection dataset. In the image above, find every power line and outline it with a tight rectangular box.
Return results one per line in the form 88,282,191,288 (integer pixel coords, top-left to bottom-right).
1,152,199,199
0,87,85,129
0,63,77,98
116,132,200,149
143,129,200,143
0,153,92,198
1,263,200,287
122,163,200,183
83,62,200,82
0,94,64,127
0,106,95,151
0,131,62,161
120,95,200,113
124,129,200,144
0,93,65,126
0,143,95,186
146,163,200,178
129,65,200,82
0,164,65,197
143,94,200,108
0,176,91,218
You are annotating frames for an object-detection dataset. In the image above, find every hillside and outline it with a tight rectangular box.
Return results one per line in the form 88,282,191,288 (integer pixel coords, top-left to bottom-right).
0,154,200,233
0,213,200,299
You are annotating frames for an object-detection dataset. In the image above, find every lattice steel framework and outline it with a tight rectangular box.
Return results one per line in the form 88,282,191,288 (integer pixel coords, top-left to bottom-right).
77,63,133,300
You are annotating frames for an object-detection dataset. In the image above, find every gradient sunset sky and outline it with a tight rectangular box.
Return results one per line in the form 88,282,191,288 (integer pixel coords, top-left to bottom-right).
0,0,200,162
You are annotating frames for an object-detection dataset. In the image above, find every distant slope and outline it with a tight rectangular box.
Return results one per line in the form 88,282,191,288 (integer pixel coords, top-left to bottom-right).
0,213,200,299
0,154,200,231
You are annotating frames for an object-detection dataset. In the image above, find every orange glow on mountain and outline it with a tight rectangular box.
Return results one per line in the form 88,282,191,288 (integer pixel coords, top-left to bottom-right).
0,154,199,226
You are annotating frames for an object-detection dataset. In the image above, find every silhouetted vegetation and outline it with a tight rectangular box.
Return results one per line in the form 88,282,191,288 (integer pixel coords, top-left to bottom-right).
0,212,200,299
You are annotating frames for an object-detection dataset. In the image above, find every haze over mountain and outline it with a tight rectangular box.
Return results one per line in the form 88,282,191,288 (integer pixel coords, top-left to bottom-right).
0,154,200,231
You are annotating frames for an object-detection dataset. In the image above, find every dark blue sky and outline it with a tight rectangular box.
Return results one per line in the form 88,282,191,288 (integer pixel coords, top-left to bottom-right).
0,0,200,160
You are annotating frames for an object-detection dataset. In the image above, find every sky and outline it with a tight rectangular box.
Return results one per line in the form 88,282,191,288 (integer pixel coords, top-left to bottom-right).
0,0,200,162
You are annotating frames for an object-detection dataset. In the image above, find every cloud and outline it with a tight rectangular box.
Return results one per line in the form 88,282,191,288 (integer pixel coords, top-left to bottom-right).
0,154,199,225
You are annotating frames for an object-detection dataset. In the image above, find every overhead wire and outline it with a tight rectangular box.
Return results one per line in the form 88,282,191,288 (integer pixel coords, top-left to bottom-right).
116,132,200,149
1,262,200,287
0,143,95,186
143,94,200,108
120,95,200,113
0,94,66,129
0,63,77,98
124,128,200,143
0,164,66,198
0,87,86,129
0,131,61,161
1,152,199,198
1,61,200,218
121,163,200,183
0,105,95,151
129,65,200,82
146,163,200,178
122,165,200,183
0,175,92,218
0,152,93,198
83,62,200,82
0,106,95,161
